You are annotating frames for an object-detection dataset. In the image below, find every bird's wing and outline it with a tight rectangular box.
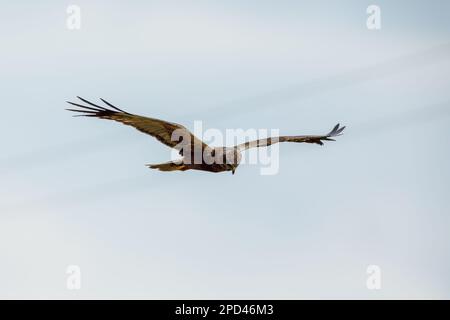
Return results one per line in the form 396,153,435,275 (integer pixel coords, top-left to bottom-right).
66,97,208,154
237,123,345,151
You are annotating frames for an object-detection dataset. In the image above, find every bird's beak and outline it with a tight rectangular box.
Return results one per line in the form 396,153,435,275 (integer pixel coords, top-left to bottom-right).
232,168,236,175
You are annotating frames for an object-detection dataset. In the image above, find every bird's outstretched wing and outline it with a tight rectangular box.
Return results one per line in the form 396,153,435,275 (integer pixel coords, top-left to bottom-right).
66,97,208,154
237,123,345,151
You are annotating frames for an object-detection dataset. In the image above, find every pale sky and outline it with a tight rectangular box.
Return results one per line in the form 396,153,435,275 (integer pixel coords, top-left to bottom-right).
0,0,450,298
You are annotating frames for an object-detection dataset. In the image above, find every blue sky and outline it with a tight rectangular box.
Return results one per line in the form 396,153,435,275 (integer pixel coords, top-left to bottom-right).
0,0,450,298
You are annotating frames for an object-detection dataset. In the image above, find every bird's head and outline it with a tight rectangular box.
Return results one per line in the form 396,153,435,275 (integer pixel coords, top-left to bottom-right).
223,148,241,175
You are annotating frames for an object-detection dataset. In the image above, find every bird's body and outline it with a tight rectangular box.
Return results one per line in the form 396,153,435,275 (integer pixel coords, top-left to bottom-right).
149,146,242,173
67,97,345,175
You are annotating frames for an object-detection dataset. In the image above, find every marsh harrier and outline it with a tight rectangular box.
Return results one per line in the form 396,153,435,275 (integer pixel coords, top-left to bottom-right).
67,97,345,174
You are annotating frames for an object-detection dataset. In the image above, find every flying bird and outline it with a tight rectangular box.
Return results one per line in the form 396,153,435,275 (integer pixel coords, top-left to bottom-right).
67,97,345,174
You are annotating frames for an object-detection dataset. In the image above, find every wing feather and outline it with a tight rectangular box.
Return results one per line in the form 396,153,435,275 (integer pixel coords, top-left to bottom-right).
237,123,345,150
66,97,207,153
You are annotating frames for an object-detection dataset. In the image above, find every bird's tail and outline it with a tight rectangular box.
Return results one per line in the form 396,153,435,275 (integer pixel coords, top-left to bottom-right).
146,160,187,172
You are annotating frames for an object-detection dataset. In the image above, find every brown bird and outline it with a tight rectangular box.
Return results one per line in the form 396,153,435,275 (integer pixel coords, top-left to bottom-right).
67,97,345,174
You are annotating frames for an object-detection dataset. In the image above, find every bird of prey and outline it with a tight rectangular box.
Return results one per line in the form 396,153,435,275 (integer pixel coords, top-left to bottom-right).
67,97,345,175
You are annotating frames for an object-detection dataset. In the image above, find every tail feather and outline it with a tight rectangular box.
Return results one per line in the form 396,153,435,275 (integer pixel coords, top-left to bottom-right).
146,160,187,172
